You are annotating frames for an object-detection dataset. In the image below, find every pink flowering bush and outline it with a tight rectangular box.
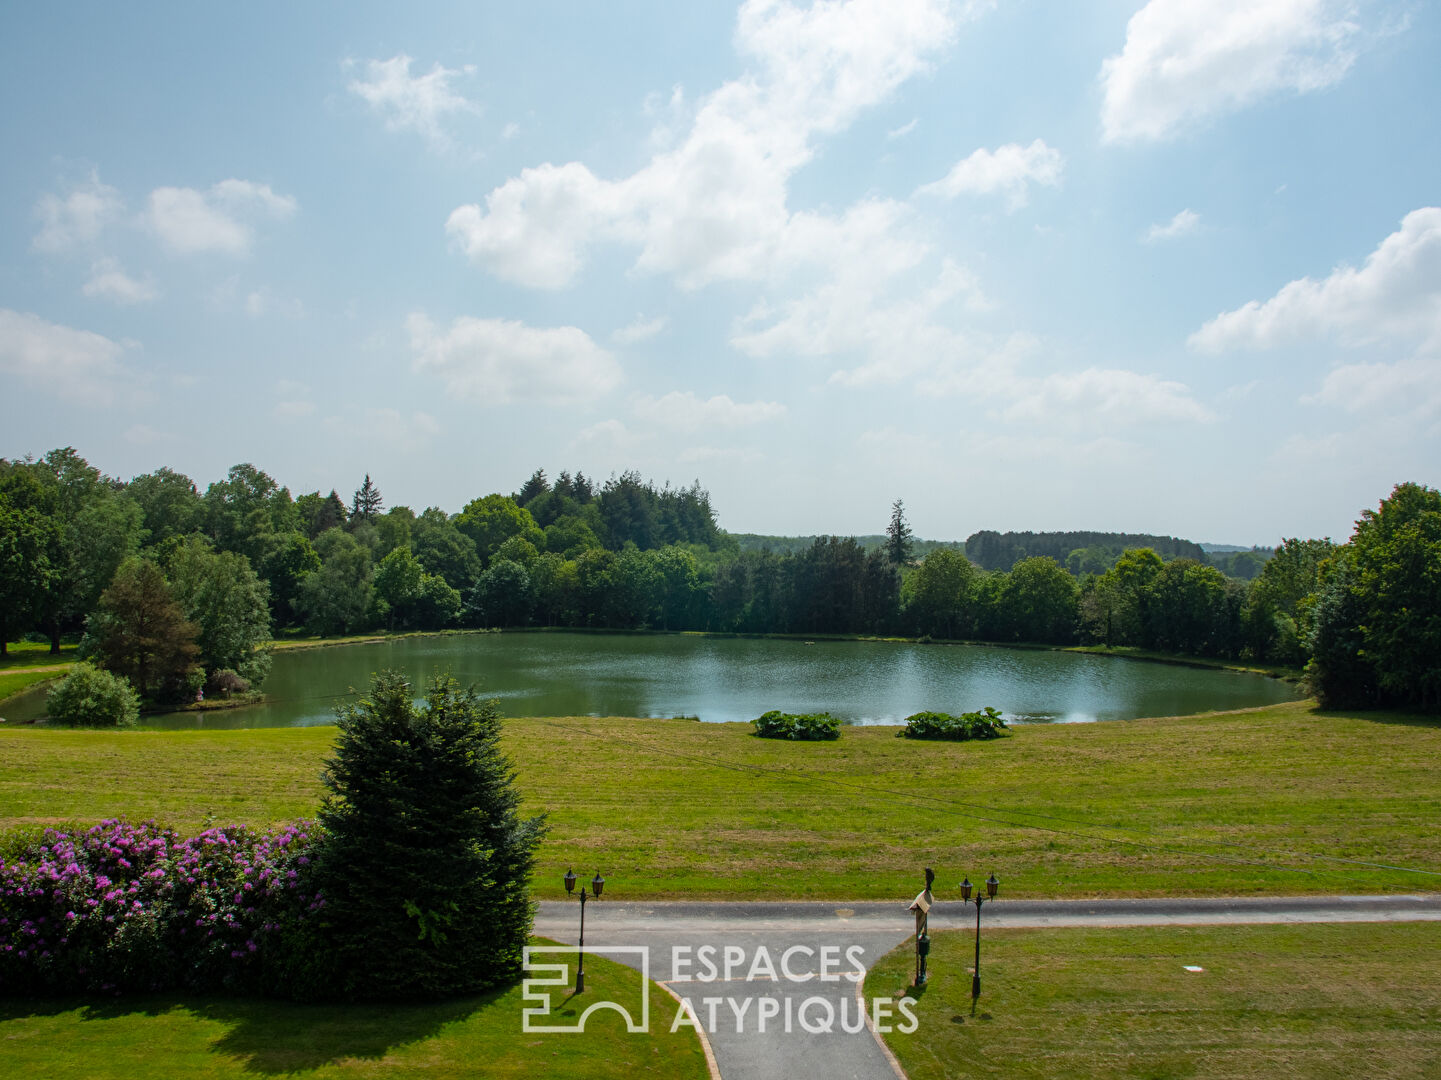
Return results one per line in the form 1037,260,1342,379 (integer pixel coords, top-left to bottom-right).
0,818,323,996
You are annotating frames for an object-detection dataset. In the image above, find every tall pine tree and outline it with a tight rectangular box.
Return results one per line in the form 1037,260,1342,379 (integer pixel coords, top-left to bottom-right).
886,499,914,567
351,475,383,524
311,672,546,999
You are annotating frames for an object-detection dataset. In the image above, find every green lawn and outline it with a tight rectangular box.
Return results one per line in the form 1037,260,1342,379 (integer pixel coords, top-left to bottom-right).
0,941,707,1079
867,921,1441,1079
2,700,1439,898
0,669,63,705
0,642,76,670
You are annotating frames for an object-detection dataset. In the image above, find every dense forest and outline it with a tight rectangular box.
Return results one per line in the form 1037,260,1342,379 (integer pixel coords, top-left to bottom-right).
2,449,1437,711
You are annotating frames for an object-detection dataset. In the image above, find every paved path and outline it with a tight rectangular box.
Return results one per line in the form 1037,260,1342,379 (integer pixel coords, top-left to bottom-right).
533,895,1439,1080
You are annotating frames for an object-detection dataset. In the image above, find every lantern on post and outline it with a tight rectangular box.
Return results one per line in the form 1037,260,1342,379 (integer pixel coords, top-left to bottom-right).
564,868,605,993
907,867,936,987
958,872,1000,1014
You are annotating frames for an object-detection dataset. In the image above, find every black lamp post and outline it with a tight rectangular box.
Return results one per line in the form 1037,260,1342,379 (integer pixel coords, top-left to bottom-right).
959,872,999,1015
564,868,605,993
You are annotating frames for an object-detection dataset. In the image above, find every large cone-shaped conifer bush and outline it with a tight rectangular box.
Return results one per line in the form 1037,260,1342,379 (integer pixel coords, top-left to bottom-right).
311,671,545,1000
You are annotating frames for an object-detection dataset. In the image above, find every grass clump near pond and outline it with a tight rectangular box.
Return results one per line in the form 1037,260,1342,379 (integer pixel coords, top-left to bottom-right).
901,707,1009,741
0,942,708,1079
752,709,841,740
866,921,1441,1080
2,700,1440,899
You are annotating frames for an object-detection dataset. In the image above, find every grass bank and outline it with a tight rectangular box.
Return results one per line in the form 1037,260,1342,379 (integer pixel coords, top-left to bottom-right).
2,700,1437,899
0,669,64,706
868,922,1441,1079
0,940,707,1079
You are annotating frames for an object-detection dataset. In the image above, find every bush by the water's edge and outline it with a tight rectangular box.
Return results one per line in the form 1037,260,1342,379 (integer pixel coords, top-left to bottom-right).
752,710,841,740
900,707,1009,740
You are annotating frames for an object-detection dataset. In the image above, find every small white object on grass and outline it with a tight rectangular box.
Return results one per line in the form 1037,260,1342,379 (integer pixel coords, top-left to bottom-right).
1183,965,1204,973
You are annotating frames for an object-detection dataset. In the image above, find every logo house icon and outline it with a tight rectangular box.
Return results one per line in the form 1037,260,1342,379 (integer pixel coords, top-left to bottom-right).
521,945,652,1034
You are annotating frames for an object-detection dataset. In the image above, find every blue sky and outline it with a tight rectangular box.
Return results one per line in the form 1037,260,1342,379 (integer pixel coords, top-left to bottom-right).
2,0,1437,544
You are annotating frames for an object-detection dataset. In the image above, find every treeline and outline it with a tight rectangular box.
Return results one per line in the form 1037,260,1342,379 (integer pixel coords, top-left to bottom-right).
965,529,1211,573
2,449,1436,711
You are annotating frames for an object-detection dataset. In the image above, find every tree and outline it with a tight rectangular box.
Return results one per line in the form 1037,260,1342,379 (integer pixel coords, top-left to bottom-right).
905,548,975,638
296,490,349,538
166,537,273,686
125,467,204,546
313,672,545,999
45,663,140,727
885,499,913,567
995,557,1079,644
0,494,62,654
296,529,374,635
1350,482,1441,708
351,475,383,525
455,495,544,564
466,559,534,627
83,557,201,705
372,546,426,629
204,464,297,561
517,468,548,505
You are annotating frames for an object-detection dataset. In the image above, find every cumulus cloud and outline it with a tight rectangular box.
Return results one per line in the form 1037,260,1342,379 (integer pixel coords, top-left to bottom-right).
998,367,1216,425
407,313,622,405
447,0,969,289
82,258,160,304
1143,208,1202,243
147,179,296,255
347,55,477,145
1190,207,1441,353
612,315,668,345
633,390,786,430
916,139,1064,209
1100,0,1363,143
0,308,131,401
32,174,123,254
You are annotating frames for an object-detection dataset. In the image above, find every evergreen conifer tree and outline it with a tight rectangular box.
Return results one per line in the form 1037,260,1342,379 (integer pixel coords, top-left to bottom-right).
351,475,383,524
886,499,914,566
312,672,545,999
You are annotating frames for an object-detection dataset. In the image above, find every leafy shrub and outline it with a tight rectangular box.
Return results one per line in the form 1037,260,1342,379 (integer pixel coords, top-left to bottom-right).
45,664,140,727
901,707,1009,741
310,671,546,1000
753,710,841,741
205,668,250,696
0,818,321,996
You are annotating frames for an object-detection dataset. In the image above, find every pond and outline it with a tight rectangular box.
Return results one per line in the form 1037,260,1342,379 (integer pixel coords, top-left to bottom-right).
1,632,1299,729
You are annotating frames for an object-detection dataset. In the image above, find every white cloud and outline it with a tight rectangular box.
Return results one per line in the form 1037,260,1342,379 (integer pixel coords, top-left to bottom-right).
348,55,477,145
501,121,520,140
407,313,622,405
633,391,786,430
886,118,919,140
273,399,317,419
998,367,1216,425
82,257,160,304
916,139,1064,209
0,308,131,401
611,314,668,345
32,174,123,254
1190,207,1441,353
446,0,970,289
147,179,296,256
1303,357,1441,421
1143,208,1202,243
1100,0,1363,143
575,418,635,448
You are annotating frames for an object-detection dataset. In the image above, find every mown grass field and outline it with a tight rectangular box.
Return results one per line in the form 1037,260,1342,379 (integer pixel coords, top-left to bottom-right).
0,942,708,1079
2,700,1438,899
868,921,1441,1079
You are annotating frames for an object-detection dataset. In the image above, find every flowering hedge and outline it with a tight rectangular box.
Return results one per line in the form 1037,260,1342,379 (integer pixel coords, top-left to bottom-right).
0,818,322,996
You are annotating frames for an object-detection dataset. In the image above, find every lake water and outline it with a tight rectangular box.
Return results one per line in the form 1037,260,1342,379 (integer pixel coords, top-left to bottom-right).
1,632,1299,729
